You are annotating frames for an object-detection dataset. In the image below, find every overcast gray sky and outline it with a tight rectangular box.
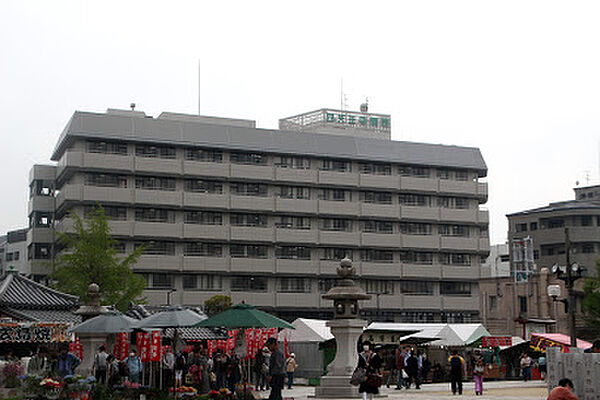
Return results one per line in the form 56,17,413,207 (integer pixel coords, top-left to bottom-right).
1,0,599,244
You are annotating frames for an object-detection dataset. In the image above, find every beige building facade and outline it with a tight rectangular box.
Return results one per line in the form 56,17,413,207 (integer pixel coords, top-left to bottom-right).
27,108,489,322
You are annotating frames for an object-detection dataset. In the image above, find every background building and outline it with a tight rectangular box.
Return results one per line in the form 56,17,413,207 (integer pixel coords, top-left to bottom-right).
0,228,28,276
480,185,600,337
27,107,489,322
481,243,510,278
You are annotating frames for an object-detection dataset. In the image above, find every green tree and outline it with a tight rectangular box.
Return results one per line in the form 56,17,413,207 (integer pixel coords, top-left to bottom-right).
582,258,600,331
204,294,233,316
52,205,146,312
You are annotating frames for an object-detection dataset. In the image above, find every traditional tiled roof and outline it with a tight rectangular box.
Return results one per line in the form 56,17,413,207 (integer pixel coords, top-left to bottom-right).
0,273,80,323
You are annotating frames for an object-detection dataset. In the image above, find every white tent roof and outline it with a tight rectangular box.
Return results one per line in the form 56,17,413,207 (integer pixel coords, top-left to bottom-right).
279,318,334,343
365,322,490,347
448,324,491,345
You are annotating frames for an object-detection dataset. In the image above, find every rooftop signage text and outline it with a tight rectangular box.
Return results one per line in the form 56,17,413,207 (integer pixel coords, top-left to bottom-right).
325,111,390,130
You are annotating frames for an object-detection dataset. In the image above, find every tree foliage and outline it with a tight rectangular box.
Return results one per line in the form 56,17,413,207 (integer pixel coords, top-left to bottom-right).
204,294,233,316
52,206,146,312
582,258,600,330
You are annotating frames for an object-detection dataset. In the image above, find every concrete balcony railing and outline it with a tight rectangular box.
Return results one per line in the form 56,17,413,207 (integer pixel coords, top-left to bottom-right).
441,264,479,279
360,203,399,219
133,189,182,207
183,161,230,178
183,256,229,272
230,226,274,242
230,196,274,212
230,257,274,273
477,209,489,224
400,176,439,192
440,208,478,222
404,295,442,309
274,168,318,184
230,164,274,181
359,174,399,190
318,201,360,216
440,236,479,251
275,198,317,214
401,234,440,250
318,260,340,275
318,171,359,187
135,255,182,271
275,228,319,244
402,263,441,279
477,182,488,201
361,233,401,248
134,222,182,239
442,295,479,310
134,157,182,175
318,231,360,246
28,195,55,214
183,192,229,209
439,180,477,196
183,224,229,241
84,186,132,204
400,206,440,221
276,293,319,308
83,152,134,172
276,259,317,274
361,262,400,277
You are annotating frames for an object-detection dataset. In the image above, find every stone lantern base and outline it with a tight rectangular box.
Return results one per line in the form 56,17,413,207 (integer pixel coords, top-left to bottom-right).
314,319,367,398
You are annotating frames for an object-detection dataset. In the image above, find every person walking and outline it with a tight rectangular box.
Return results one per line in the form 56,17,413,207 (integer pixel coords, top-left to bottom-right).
174,351,187,388
547,378,578,400
385,350,397,388
395,347,407,390
538,355,547,381
473,358,484,395
162,346,175,389
357,341,382,400
93,345,109,384
520,353,532,381
253,348,267,390
214,350,229,389
107,354,121,386
124,349,143,383
188,346,211,394
285,353,298,389
405,351,420,389
57,345,81,378
266,337,285,400
28,347,49,377
448,350,465,395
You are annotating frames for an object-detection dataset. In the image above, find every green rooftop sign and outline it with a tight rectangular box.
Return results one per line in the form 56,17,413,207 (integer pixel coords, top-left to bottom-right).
325,112,390,130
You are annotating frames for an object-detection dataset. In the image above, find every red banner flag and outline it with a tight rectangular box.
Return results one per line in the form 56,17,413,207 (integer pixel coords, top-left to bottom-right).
150,331,161,362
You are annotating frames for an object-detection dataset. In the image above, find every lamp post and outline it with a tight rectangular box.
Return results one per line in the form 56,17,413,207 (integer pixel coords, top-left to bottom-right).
550,228,587,348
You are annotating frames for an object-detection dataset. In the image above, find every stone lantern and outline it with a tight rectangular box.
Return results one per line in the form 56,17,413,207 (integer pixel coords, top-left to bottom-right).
315,258,372,398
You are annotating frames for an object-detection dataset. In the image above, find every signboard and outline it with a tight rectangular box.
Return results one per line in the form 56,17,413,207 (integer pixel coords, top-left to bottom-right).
530,334,570,353
325,112,390,130
481,336,512,347
0,322,70,343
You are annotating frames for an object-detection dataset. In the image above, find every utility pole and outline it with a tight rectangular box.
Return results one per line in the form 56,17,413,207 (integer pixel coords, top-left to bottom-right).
565,228,577,348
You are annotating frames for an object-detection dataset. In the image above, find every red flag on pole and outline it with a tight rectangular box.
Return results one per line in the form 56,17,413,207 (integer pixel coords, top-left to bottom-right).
150,331,161,362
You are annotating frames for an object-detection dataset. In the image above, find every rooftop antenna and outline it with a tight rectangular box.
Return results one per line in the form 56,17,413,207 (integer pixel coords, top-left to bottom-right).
340,78,348,110
198,60,201,115
130,103,136,111
360,97,369,113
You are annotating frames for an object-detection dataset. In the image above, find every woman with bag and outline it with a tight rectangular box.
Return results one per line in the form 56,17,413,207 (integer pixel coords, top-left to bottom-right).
356,341,382,400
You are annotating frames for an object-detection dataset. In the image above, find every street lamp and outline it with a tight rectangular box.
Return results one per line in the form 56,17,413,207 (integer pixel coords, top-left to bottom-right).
550,228,587,348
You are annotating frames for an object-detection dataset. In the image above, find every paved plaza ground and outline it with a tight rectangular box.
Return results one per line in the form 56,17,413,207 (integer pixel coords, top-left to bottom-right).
268,380,549,400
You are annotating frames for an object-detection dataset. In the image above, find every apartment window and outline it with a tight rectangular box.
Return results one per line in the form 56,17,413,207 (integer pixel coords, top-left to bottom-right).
230,213,267,227
541,245,555,256
86,140,128,155
489,295,498,311
318,278,337,293
439,225,470,237
440,253,472,266
320,159,350,172
230,244,268,258
84,205,127,221
399,223,432,235
275,246,311,260
32,213,52,227
519,296,528,313
533,250,539,260
440,282,471,296
184,242,223,257
149,273,172,289
437,169,450,180
135,176,176,191
85,173,127,188
500,254,510,262
361,220,394,234
582,243,595,253
135,208,175,223
359,191,392,204
515,223,528,233
135,241,176,255
278,278,311,293
400,251,433,265
361,249,394,263
230,152,267,165
398,165,429,178
321,248,353,261
455,170,470,181
135,144,176,159
400,281,433,295
30,180,53,197
33,244,51,260
276,216,311,230
438,196,469,209
230,182,268,197
320,218,353,232
359,163,391,175
181,274,223,291
318,189,351,201
184,211,223,225
278,186,310,199
530,222,538,231
276,156,310,169
184,148,223,163
230,276,268,292
113,240,127,254
479,225,489,238
184,179,223,194
549,219,565,229
454,198,470,209
581,216,592,226
364,280,394,294
398,194,431,207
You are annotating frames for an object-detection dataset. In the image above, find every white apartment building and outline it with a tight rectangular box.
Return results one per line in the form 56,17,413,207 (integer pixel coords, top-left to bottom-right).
26,107,489,322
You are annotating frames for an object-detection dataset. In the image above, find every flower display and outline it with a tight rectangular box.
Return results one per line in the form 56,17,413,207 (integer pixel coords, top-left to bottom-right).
40,378,62,388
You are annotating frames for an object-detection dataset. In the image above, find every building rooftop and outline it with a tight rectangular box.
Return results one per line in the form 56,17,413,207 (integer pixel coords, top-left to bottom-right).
506,200,600,217
0,272,80,323
51,110,487,175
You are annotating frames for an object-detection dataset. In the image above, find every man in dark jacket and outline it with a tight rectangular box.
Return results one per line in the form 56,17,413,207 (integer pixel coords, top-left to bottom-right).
266,338,285,400
448,350,465,395
405,352,420,389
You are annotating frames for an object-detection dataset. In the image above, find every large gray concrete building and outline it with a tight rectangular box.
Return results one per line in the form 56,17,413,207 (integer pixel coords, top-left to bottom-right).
27,107,489,322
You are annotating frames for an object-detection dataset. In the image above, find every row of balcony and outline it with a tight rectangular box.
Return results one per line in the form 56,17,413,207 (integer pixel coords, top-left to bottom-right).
144,289,479,311
54,185,490,223
130,256,481,279
57,151,488,199
53,218,489,251
509,228,600,244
